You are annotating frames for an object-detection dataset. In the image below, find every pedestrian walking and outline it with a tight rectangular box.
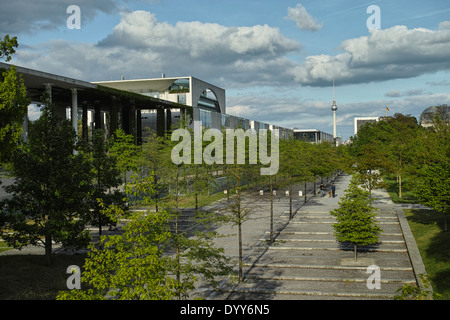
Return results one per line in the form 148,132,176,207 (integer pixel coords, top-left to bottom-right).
320,183,325,197
331,183,336,198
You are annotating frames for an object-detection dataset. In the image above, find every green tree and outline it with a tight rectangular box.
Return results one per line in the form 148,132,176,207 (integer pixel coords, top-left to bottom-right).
109,128,139,185
87,129,125,237
0,35,30,164
0,35,18,62
58,174,231,300
225,163,252,282
279,139,313,220
350,114,419,199
415,161,449,232
310,141,337,185
411,112,449,231
384,114,419,198
0,99,92,264
331,178,382,261
58,205,179,300
352,143,387,198
137,130,172,211
220,131,262,282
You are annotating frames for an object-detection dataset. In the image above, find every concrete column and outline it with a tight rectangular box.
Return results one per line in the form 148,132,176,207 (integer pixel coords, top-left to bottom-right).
110,95,119,136
44,83,64,121
70,89,78,137
44,83,52,102
156,107,165,137
136,109,142,145
122,106,130,134
82,101,88,142
166,108,172,133
129,100,137,143
94,100,101,130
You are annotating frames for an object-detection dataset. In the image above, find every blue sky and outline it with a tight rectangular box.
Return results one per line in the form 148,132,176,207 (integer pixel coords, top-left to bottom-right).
2,0,450,141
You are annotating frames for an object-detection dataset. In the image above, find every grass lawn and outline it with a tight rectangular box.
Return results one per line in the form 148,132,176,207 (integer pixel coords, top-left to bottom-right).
404,209,450,299
383,174,419,204
383,175,449,299
0,253,87,300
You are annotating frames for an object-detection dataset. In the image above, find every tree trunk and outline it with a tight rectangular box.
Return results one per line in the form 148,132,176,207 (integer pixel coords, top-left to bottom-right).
224,164,230,202
45,233,52,266
195,192,198,212
234,166,243,283
304,182,307,203
195,166,198,213
289,183,293,220
237,190,243,283
98,210,103,239
269,176,274,244
444,213,448,232
398,174,402,199
175,167,181,299
354,244,357,262
154,174,159,212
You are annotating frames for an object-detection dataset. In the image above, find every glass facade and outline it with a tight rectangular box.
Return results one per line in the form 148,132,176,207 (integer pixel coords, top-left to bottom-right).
169,79,190,93
221,114,230,128
200,109,211,128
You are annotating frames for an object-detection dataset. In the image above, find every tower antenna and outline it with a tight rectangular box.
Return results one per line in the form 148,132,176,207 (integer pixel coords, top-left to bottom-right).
331,80,338,142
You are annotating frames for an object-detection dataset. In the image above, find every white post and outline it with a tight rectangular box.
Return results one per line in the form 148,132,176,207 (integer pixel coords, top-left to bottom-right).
71,89,79,154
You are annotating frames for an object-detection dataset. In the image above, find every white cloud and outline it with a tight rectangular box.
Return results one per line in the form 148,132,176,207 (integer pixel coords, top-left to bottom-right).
291,25,450,86
286,4,322,31
439,20,450,30
385,89,426,97
99,11,300,61
14,10,301,87
11,11,450,92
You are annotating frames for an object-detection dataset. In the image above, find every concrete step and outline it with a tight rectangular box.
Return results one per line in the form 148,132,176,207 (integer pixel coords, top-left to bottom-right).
243,265,415,281
244,248,413,268
264,231,404,242
213,291,389,300
217,277,409,299
242,262,413,273
281,222,403,234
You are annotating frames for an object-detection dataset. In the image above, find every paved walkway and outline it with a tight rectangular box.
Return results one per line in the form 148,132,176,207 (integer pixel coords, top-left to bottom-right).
203,173,427,300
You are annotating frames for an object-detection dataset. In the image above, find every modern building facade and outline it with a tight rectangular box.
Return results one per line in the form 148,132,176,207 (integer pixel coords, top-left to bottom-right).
354,117,380,136
94,76,226,114
96,75,293,138
2,62,294,144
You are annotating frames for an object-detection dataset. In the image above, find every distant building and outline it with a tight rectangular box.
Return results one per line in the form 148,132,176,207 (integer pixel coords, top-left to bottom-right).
354,117,380,136
420,105,450,128
293,129,334,143
95,75,293,137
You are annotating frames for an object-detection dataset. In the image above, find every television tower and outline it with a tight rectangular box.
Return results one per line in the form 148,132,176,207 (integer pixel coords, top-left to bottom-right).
331,80,338,140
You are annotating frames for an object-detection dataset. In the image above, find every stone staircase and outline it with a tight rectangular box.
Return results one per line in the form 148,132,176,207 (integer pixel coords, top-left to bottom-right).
210,175,417,300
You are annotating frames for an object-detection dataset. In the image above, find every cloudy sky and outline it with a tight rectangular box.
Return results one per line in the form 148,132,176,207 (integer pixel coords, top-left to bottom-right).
2,0,450,141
